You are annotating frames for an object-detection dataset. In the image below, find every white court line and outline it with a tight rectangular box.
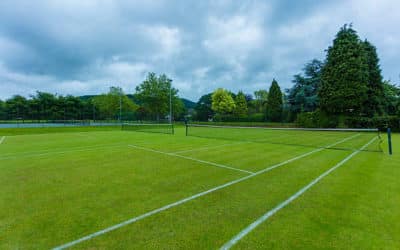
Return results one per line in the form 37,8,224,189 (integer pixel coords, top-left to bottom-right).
52,133,360,250
220,136,377,250
0,136,5,144
172,141,249,154
128,144,254,174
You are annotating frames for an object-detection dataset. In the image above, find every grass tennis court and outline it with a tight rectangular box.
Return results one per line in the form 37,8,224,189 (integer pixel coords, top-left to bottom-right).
1,126,399,249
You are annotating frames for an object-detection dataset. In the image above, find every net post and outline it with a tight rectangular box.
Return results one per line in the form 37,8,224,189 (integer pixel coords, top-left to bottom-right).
172,123,174,135
185,122,188,136
387,128,392,155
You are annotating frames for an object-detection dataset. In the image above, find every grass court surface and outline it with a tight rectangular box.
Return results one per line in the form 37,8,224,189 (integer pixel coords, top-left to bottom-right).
0,126,399,249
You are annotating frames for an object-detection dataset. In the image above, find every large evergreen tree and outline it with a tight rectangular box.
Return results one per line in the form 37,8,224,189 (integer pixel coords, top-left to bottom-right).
266,79,283,122
319,24,369,115
287,59,323,115
362,40,385,116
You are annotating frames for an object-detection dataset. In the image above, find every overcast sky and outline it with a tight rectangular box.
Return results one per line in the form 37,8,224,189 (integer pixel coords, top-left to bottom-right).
0,0,399,101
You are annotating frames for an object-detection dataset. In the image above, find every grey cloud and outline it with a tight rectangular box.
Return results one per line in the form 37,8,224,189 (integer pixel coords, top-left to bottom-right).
0,0,399,101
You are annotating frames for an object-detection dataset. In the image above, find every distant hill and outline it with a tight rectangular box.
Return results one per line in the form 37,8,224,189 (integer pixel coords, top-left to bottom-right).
79,95,196,110
181,98,196,109
79,95,97,101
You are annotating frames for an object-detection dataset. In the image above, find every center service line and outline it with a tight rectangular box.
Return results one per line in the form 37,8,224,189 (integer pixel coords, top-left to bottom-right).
53,133,360,250
128,144,254,174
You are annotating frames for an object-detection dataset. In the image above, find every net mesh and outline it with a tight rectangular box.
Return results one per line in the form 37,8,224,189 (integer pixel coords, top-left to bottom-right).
121,123,174,134
186,124,382,152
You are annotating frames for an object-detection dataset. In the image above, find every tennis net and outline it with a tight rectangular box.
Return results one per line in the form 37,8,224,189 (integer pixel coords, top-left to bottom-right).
121,123,174,134
185,124,382,152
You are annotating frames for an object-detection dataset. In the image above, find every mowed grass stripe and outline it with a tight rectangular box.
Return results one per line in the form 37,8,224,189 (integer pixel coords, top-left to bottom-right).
172,141,249,154
220,136,378,249
0,128,245,158
0,136,5,144
1,146,244,249
0,143,127,160
53,133,360,249
0,131,149,156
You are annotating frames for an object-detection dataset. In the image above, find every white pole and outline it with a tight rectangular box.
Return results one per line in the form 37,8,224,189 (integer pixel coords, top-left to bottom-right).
169,83,172,124
119,89,122,123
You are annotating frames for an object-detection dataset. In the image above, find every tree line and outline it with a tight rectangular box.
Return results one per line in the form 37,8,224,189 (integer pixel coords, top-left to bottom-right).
192,24,400,128
0,73,185,122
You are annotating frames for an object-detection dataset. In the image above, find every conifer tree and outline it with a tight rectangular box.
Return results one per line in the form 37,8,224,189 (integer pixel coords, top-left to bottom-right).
319,24,369,115
362,40,385,116
266,79,283,121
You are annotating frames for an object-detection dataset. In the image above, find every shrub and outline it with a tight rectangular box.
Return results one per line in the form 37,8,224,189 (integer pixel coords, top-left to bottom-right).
295,110,338,128
345,116,400,132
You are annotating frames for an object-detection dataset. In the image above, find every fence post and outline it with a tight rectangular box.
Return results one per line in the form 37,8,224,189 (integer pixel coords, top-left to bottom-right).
388,128,392,155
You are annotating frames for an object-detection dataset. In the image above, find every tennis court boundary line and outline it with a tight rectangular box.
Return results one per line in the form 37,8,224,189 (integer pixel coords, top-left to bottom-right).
128,144,254,174
220,136,378,250
52,133,360,250
0,136,5,145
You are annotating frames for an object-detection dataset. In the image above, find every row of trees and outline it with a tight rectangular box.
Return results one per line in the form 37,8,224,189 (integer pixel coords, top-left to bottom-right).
0,92,92,121
193,79,284,122
0,73,185,122
192,24,400,125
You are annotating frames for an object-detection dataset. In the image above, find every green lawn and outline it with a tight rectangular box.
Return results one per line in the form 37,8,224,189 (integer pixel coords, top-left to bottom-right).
0,126,398,249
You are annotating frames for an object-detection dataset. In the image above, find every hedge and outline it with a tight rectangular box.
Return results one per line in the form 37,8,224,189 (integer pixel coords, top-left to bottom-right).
296,111,400,132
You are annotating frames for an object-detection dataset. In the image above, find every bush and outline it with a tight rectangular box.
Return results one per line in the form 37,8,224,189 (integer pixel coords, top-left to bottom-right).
345,116,400,132
213,113,265,122
295,110,338,128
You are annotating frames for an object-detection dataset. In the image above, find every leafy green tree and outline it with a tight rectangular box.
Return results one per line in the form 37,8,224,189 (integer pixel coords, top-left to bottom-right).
211,88,236,114
61,95,85,120
194,93,214,121
29,92,60,120
252,90,268,113
383,80,400,115
362,40,385,116
287,59,323,115
234,91,248,117
134,72,180,121
0,100,5,120
5,95,29,120
319,24,369,115
93,87,137,120
266,79,283,122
